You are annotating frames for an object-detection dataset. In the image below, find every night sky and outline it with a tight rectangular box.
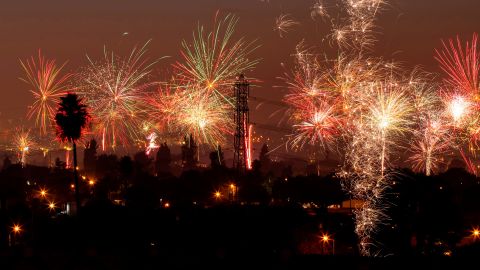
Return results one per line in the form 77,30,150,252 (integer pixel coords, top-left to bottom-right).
0,0,479,153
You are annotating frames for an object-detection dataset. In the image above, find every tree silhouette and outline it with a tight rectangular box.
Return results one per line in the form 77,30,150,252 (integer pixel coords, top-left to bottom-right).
119,155,133,194
181,134,198,170
155,142,171,175
134,151,153,176
259,143,271,175
83,139,98,177
55,93,89,213
2,156,12,171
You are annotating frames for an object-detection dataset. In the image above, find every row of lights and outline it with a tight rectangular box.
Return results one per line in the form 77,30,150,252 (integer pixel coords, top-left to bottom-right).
39,188,57,211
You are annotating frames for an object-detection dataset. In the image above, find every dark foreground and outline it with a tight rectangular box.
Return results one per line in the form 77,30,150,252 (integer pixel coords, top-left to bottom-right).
0,203,479,269
0,252,477,270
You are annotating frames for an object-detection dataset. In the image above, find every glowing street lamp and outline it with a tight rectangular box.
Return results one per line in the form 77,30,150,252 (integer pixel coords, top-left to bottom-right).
39,188,47,198
12,224,21,234
229,183,237,201
214,191,221,199
472,228,480,239
320,233,335,255
321,234,330,243
48,201,56,211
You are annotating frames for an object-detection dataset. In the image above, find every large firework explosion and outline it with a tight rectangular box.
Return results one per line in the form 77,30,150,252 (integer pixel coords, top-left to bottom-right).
20,51,73,136
163,13,259,147
78,42,158,151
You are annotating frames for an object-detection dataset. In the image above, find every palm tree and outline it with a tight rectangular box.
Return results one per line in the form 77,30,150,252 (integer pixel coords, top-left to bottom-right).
55,93,89,213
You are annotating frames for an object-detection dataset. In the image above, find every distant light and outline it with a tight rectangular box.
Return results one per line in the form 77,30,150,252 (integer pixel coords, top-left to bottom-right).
12,224,21,234
164,202,170,208
70,184,75,189
321,234,330,242
473,228,480,238
214,191,221,199
88,180,95,186
48,202,56,210
39,188,47,198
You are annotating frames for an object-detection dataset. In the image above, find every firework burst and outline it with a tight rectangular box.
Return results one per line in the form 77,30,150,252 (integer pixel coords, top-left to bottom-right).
176,89,233,145
13,128,35,167
174,14,259,97
435,33,479,97
274,14,300,38
20,51,73,136
165,14,259,148
79,42,158,151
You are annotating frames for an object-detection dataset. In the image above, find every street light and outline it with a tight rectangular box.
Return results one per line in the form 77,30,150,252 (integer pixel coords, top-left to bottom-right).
12,224,21,234
214,191,221,199
472,228,480,239
229,183,236,201
39,188,47,198
48,201,56,211
321,233,335,255
10,223,22,247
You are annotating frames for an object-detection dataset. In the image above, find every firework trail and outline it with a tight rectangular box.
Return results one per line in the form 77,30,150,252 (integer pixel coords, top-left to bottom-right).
78,41,158,151
274,14,299,38
339,65,415,256
20,51,73,136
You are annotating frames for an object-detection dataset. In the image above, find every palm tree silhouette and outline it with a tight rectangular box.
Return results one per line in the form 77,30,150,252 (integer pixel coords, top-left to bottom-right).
55,93,89,213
